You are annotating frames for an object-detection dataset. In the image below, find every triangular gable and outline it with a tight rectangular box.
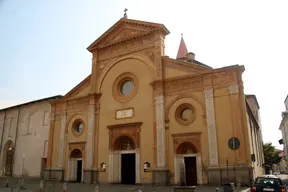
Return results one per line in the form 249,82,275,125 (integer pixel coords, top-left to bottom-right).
87,18,169,52
162,57,213,75
60,75,91,101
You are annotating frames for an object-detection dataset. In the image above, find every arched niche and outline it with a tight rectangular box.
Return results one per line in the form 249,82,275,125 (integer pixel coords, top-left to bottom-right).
176,142,198,154
113,135,135,151
70,149,82,159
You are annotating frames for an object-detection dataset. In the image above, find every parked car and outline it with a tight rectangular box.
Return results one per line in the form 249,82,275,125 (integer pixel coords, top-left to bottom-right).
250,175,287,192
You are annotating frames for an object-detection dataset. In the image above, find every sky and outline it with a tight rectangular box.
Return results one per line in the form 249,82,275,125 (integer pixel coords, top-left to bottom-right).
0,0,287,149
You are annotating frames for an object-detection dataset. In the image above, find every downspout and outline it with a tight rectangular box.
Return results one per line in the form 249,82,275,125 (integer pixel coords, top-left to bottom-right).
12,107,21,176
0,111,7,175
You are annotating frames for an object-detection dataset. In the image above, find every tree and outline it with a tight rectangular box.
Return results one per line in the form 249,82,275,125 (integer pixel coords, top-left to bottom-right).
263,142,282,170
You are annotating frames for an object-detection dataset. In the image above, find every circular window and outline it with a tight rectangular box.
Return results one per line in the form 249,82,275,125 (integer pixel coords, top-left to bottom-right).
120,80,134,96
72,120,85,136
181,108,194,121
175,104,196,125
113,72,138,103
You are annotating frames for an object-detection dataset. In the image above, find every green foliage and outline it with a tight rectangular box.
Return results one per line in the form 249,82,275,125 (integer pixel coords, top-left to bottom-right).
263,142,282,167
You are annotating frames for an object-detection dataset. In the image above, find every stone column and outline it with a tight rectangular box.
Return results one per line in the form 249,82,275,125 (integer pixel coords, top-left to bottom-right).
204,89,220,184
83,97,98,184
152,95,169,185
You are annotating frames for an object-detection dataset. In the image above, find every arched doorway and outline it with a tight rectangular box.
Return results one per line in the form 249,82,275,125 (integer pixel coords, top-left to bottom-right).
3,141,14,176
112,136,136,184
68,149,83,182
175,142,198,186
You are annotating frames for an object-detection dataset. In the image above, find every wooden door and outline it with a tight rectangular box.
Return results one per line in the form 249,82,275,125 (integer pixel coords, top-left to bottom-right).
184,157,197,186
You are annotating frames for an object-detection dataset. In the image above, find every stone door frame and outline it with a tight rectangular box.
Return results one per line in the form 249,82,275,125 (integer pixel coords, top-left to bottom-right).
108,149,140,184
174,153,203,185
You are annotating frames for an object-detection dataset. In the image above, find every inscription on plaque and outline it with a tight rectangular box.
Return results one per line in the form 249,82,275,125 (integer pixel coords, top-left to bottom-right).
116,108,134,119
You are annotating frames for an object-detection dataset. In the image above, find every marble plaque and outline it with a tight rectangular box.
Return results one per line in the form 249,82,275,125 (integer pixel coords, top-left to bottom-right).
116,108,133,119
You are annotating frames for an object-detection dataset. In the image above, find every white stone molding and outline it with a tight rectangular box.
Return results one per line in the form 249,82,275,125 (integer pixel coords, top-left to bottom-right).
135,149,140,184
108,151,113,183
85,105,95,169
174,153,203,185
228,84,239,94
58,112,66,168
204,89,219,166
155,95,166,167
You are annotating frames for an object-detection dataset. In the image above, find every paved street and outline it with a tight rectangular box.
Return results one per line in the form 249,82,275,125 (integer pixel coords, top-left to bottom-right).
0,178,249,192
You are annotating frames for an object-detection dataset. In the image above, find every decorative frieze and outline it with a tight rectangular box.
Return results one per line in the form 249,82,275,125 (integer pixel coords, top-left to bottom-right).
98,35,155,62
67,98,89,110
204,89,219,166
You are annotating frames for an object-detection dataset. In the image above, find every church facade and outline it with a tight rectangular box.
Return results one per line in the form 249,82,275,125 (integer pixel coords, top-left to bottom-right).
44,16,264,185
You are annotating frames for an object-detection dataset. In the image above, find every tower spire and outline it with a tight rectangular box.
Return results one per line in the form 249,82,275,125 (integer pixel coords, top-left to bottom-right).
176,34,188,59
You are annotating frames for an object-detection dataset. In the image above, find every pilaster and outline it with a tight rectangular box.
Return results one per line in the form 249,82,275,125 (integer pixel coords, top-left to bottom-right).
204,89,219,167
86,101,95,169
91,52,98,92
84,93,100,184
228,84,248,163
46,106,55,168
57,112,66,168
155,95,166,167
152,93,169,185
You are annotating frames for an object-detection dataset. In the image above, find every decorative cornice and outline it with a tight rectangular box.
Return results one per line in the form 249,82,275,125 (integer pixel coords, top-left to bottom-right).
107,122,143,129
171,132,202,138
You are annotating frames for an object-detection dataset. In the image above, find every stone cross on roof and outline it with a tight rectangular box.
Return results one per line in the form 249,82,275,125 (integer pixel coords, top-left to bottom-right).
124,8,128,18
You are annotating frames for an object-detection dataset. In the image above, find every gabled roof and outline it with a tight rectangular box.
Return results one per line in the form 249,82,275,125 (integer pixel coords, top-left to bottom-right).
0,95,63,112
87,17,170,52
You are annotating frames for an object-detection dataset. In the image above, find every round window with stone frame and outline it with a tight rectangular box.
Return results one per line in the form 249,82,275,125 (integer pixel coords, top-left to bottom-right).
112,72,139,103
72,119,85,136
175,104,196,126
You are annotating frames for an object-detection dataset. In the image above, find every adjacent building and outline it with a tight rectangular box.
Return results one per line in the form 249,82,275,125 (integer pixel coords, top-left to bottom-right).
245,95,265,177
0,96,62,178
42,15,265,185
280,95,288,158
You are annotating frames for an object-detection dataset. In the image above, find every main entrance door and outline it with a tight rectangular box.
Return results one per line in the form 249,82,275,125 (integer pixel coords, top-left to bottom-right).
76,160,82,182
175,141,199,185
184,157,197,186
69,149,83,182
121,153,136,184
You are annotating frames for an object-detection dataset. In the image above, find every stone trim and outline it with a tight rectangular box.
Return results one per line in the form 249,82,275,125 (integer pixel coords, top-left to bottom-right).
107,122,142,150
174,153,203,185
204,89,219,166
108,149,140,184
